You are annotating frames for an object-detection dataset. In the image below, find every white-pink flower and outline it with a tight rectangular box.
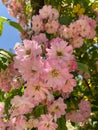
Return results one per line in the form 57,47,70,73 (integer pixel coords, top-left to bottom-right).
78,99,91,118
44,60,69,90
67,60,78,72
61,25,71,39
14,39,42,59
48,97,67,119
37,114,58,130
24,79,50,104
66,110,85,123
32,15,43,34
32,33,48,45
49,8,59,20
61,76,76,93
39,5,52,19
66,99,91,123
71,36,84,48
39,5,59,21
45,20,59,34
25,116,39,129
80,15,96,29
47,38,73,62
14,57,44,82
8,115,27,130
10,95,34,116
69,22,80,37
76,19,91,38
14,40,44,82
0,62,22,92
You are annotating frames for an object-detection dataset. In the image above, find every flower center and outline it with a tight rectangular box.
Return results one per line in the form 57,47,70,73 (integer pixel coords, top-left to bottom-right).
44,123,50,128
56,51,63,56
32,69,37,74
35,85,40,90
51,69,59,77
26,49,31,55
55,105,59,110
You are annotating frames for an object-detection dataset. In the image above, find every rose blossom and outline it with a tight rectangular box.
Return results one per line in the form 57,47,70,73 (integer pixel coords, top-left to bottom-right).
32,15,43,34
45,20,59,34
24,79,50,104
39,5,52,19
10,95,34,117
48,97,67,119
37,114,58,130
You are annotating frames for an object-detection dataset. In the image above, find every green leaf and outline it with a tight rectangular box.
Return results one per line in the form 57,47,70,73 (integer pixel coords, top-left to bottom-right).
77,62,89,72
0,49,14,71
0,89,5,102
59,17,67,24
33,105,47,118
0,22,4,35
59,16,72,26
7,21,23,32
53,91,61,98
0,49,14,60
0,17,7,22
56,115,67,130
0,16,23,33
0,17,7,36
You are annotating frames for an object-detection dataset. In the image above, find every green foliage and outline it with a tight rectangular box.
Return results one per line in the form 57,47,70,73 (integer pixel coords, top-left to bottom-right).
33,105,47,118
53,91,61,98
77,62,89,72
59,16,72,26
57,115,67,130
4,86,24,115
0,22,4,35
0,16,23,36
0,89,5,102
0,17,7,36
0,49,14,71
0,17,7,22
7,20,24,32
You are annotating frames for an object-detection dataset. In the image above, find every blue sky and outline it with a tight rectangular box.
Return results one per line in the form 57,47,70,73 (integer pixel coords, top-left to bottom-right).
0,1,21,51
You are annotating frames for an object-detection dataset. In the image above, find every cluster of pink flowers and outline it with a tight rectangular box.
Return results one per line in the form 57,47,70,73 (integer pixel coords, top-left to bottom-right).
14,37,77,95
31,5,96,49
66,99,91,123
11,36,75,129
0,5,94,130
32,5,59,34
0,62,23,92
2,0,31,28
60,15,96,48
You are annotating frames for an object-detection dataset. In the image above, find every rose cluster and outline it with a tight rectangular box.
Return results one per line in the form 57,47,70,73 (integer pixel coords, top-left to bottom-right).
31,5,96,49
0,5,95,130
66,99,91,123
0,62,23,92
59,15,96,48
2,0,32,31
